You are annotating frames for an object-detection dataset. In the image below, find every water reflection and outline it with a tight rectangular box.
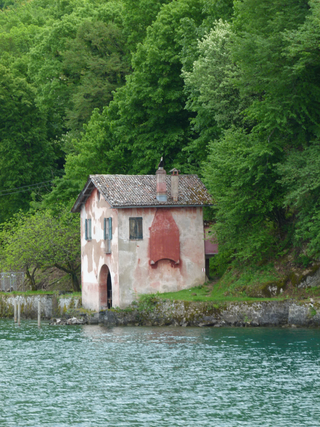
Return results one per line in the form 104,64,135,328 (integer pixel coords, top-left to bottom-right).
82,324,206,345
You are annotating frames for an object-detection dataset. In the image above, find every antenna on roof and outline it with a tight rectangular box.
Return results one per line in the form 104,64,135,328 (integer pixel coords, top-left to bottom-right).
158,157,164,169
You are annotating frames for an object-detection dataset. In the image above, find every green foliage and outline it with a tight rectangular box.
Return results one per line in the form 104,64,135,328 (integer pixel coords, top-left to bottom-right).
231,0,317,143
0,65,54,222
62,20,130,133
278,143,320,258
203,127,287,261
194,0,320,264
0,207,80,291
209,251,232,278
55,0,234,202
0,0,128,187
3,0,320,274
183,19,248,166
137,294,159,312
0,0,15,9
309,306,317,317
28,6,129,138
293,255,312,269
121,0,172,52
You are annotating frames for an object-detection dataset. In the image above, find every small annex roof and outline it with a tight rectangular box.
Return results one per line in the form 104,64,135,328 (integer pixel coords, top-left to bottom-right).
71,174,212,212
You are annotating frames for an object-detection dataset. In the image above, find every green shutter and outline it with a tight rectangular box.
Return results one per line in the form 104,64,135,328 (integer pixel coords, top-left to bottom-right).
88,219,92,240
108,217,112,240
85,219,88,240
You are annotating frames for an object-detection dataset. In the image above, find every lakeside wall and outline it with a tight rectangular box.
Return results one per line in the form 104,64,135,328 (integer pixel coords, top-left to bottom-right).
0,294,81,319
100,299,320,328
1,294,319,327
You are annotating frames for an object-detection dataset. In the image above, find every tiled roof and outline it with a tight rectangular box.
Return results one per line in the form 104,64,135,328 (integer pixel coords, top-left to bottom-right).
71,174,212,212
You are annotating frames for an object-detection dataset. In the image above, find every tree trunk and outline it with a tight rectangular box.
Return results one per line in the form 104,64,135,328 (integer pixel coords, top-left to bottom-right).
71,272,81,292
25,266,37,291
54,263,81,292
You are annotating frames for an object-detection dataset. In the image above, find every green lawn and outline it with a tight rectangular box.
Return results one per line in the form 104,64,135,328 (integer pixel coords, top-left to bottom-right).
156,284,284,303
3,290,82,297
156,263,285,303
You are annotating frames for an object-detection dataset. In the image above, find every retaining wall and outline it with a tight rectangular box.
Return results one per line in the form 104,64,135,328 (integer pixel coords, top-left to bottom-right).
99,298,320,328
0,294,81,319
1,294,319,328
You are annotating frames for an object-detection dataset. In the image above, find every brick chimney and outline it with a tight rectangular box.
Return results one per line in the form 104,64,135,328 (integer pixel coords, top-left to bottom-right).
156,157,167,202
170,168,180,202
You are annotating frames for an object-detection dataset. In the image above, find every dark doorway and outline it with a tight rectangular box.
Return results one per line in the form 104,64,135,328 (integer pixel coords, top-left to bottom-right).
99,265,112,310
107,271,112,309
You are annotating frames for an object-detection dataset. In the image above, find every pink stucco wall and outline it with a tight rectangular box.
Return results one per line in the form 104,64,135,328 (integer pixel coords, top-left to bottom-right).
80,189,120,311
117,207,206,307
81,189,206,310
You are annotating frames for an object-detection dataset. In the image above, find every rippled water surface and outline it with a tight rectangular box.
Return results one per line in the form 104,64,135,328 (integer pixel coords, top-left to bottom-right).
0,320,320,426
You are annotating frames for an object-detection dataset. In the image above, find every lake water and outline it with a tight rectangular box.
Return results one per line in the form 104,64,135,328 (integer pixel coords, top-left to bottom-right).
0,320,319,426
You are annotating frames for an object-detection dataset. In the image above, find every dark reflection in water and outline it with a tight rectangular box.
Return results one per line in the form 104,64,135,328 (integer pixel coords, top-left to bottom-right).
0,320,319,426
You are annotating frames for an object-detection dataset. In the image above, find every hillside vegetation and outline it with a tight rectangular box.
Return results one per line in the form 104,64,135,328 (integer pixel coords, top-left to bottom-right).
1,0,320,292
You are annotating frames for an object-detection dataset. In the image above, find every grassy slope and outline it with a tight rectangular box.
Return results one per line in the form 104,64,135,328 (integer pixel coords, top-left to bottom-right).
156,261,320,303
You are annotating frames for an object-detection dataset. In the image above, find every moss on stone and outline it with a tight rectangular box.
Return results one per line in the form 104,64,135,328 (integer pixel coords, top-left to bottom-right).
294,264,320,288
309,307,317,317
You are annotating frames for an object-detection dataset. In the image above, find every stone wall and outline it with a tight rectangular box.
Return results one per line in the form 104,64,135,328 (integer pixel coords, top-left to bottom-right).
1,293,319,328
0,294,81,319
98,298,320,328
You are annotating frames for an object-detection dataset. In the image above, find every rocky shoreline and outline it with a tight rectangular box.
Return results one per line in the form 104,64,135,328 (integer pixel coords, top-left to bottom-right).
1,293,320,328
98,298,320,328
48,298,320,328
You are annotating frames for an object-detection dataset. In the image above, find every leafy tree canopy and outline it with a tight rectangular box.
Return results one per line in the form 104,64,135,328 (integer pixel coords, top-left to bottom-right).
49,0,234,206
0,65,54,222
0,207,80,291
197,0,320,263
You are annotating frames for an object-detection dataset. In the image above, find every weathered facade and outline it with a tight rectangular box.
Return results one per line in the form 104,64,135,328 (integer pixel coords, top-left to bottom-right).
72,167,212,310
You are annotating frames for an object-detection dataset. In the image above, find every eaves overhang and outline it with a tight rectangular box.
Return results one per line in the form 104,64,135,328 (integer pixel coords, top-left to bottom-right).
71,178,114,213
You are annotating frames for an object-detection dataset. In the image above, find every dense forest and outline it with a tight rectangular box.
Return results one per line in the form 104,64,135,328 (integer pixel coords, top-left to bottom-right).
0,0,319,289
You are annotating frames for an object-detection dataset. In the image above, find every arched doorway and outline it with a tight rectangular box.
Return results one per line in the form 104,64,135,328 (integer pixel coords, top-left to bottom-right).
99,265,112,310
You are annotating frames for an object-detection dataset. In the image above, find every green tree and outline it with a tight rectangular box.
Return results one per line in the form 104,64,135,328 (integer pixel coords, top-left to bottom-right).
183,20,248,166
199,0,320,263
28,3,128,136
62,19,130,133
52,0,234,205
204,127,286,262
0,208,80,291
121,0,171,52
0,65,54,222
231,0,311,139
275,0,320,258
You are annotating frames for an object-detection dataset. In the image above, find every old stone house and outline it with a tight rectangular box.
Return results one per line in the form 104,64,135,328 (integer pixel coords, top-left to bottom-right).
71,165,213,310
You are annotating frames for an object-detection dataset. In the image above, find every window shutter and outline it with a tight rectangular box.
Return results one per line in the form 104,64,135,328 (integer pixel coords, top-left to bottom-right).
88,219,92,240
104,218,107,240
85,219,88,240
108,217,112,240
